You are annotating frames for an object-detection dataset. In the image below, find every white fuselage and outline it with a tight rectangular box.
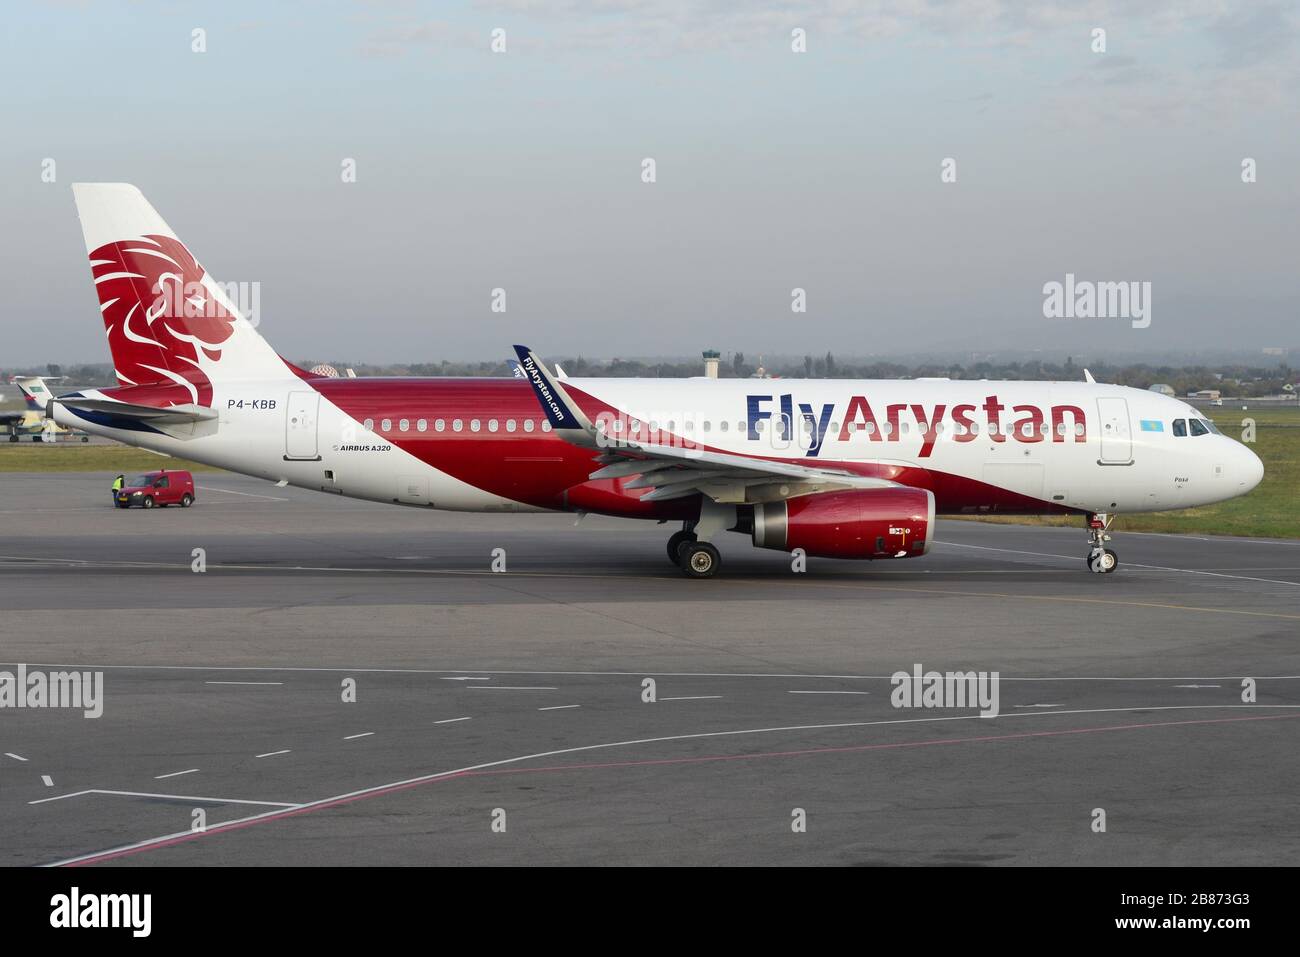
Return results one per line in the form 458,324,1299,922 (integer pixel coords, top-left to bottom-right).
54,376,1263,518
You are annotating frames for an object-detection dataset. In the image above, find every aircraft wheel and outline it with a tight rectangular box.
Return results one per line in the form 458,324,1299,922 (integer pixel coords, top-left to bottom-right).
1088,549,1117,574
679,541,720,578
666,530,696,564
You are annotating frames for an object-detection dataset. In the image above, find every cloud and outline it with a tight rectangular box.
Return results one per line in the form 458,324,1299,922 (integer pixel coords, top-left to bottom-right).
466,1,1215,54
359,19,459,58
1208,2,1299,68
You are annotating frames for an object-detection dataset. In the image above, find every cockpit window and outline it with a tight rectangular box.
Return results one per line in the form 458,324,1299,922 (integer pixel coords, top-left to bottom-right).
1172,419,1187,437
1203,419,1221,435
1189,418,1209,437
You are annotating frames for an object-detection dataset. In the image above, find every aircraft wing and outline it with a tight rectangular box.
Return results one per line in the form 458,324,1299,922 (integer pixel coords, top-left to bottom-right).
512,345,898,504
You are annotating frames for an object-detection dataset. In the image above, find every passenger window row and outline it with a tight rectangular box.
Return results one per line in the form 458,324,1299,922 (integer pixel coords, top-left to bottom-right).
362,418,553,434
355,417,1092,439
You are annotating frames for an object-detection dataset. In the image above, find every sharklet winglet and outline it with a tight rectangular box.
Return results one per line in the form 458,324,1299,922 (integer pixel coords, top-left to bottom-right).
511,345,598,447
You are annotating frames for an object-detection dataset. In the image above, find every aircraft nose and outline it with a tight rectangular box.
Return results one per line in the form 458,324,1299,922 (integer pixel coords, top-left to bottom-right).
1238,444,1264,493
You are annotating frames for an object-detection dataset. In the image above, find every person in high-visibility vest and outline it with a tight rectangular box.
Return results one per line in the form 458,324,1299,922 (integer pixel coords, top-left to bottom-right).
111,474,124,506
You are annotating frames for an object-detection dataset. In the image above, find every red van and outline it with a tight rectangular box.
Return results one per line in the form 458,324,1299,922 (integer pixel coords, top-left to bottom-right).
114,469,196,509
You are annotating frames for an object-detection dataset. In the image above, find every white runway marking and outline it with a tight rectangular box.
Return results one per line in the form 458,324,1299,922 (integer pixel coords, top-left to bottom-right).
1174,684,1222,689
468,686,556,691
0,555,1054,575
0,555,173,569
196,485,290,501
936,541,1076,563
10,533,1300,584
662,695,723,701
5,752,28,762
29,789,297,808
1014,704,1063,708
788,690,871,695
1196,567,1300,572
1122,530,1300,547
7,554,1300,618
440,676,491,682
434,717,471,724
0,508,112,514
11,662,1300,681
1124,563,1300,587
343,732,374,740
154,769,199,780
205,681,283,686
938,540,1300,587
45,703,1300,867
41,775,53,787
255,750,291,758
539,705,580,711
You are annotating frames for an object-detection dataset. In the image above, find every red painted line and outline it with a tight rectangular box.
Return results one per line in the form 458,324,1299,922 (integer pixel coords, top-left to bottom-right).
62,711,1298,866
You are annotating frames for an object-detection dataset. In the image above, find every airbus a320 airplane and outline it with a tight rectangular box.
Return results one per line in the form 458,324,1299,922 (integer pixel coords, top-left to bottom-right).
50,184,1264,577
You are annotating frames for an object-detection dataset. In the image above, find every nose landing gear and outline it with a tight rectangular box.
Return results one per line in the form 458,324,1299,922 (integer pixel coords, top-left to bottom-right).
1086,512,1118,574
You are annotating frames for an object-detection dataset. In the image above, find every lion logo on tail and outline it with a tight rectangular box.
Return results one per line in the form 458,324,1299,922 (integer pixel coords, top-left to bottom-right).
89,235,238,407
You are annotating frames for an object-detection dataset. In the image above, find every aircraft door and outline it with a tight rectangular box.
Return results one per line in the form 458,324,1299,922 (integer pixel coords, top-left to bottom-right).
1096,397,1133,464
285,391,321,461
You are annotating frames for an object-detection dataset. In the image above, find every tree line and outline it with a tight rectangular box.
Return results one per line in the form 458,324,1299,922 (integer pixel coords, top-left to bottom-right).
8,356,1296,398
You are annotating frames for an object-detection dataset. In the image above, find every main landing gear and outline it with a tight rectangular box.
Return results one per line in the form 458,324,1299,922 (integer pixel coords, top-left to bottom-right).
666,528,696,565
1086,512,1118,574
666,503,735,578
666,522,721,578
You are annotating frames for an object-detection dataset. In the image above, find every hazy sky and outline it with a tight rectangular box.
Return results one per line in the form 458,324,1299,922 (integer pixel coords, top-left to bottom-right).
2,1,1297,367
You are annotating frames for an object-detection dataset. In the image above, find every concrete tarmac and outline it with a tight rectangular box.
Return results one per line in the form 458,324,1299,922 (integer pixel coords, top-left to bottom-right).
1,472,1297,866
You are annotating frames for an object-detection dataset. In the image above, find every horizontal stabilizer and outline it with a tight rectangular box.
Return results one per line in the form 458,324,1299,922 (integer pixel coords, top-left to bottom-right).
52,396,218,425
